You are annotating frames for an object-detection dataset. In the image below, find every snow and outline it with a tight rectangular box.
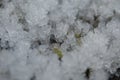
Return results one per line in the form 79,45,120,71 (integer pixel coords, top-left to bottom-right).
0,0,120,80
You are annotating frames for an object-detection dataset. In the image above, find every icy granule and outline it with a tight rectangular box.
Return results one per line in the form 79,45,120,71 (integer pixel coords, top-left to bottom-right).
0,0,120,80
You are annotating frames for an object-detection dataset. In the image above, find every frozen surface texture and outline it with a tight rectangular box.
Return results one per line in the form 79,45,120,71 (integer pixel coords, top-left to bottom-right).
0,0,120,80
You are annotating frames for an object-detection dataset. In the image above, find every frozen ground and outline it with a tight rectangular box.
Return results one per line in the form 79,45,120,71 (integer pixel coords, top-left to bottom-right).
0,0,120,80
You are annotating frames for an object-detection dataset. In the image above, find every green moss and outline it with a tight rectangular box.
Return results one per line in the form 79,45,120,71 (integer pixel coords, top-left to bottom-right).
74,33,81,38
74,33,82,45
53,48,63,60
